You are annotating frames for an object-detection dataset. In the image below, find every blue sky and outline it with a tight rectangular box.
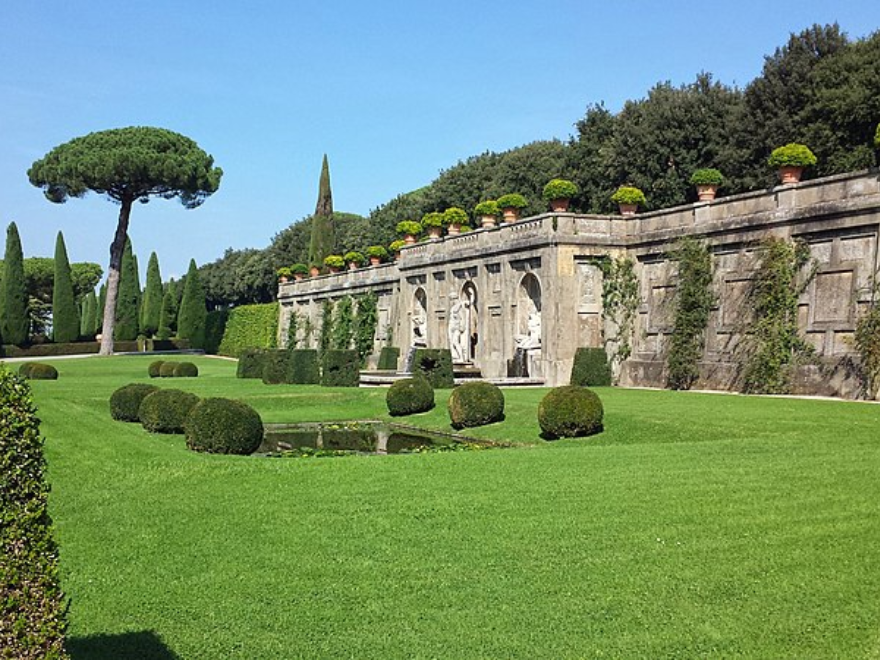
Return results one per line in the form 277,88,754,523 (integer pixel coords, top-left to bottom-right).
1,1,878,279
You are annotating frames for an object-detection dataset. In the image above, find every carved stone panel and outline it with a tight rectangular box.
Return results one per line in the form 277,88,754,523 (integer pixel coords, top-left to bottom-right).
812,271,853,324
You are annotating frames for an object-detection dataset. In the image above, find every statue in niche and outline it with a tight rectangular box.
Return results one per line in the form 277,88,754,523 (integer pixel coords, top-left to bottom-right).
411,312,427,347
514,311,541,350
448,296,469,362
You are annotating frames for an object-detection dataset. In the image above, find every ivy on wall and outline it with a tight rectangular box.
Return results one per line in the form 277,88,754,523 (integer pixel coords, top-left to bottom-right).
217,302,278,356
319,299,334,357
853,274,880,399
332,297,354,350
354,292,379,362
741,237,818,394
592,255,640,375
666,238,714,390
286,309,299,350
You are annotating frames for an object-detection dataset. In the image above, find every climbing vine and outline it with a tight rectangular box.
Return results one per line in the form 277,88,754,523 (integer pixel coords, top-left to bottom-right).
853,273,880,399
353,291,379,362
332,297,354,350
592,255,640,372
286,309,299,349
302,315,314,349
666,238,714,390
741,237,818,394
319,299,334,356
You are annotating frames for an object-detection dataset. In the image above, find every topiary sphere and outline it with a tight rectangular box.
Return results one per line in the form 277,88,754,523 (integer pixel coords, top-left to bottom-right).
159,361,180,378
18,362,39,379
447,381,505,429
386,377,435,416
537,385,604,439
148,360,165,378
173,362,199,378
138,388,200,434
27,364,59,380
110,383,160,422
184,397,264,455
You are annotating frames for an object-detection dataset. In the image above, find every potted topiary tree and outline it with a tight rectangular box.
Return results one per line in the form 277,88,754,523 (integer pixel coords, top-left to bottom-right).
344,251,365,270
323,254,344,273
421,212,444,239
474,200,500,228
443,207,468,235
366,245,388,266
276,266,292,283
768,143,817,184
389,239,406,260
610,186,646,216
396,220,422,245
542,179,579,212
689,168,723,201
292,263,308,281
497,193,528,223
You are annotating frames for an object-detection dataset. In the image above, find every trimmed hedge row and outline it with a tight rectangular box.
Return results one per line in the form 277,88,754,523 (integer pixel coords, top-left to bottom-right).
288,349,320,384
412,349,454,388
570,347,612,386
377,346,400,370
322,350,360,387
139,389,200,434
262,350,290,385
0,339,190,358
237,349,267,379
217,302,278,357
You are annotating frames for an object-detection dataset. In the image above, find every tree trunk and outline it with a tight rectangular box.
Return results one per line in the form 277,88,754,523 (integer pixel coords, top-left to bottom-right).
99,199,133,355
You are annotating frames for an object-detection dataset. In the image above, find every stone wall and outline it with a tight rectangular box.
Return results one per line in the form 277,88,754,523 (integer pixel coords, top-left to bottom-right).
278,170,880,397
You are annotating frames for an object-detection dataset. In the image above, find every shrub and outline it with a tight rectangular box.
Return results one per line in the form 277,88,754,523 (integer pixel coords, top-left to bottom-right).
413,349,454,388
18,362,39,379
148,360,164,378
443,207,468,226
26,364,58,380
389,240,406,253
421,212,444,228
159,361,180,378
110,383,159,422
173,362,199,378
139,389,200,434
276,266,292,279
610,186,646,206
474,200,500,217
570,348,612,386
321,349,360,387
447,381,504,429
292,263,309,276
497,193,528,209
386,377,434,416
323,254,344,269
237,348,267,378
396,220,422,236
185,397,264,455
288,349,320,384
689,168,724,186
204,309,229,355
366,245,388,260
344,251,365,265
542,178,579,201
261,350,290,384
377,346,400,370
0,367,67,657
217,302,278,357
768,143,817,168
538,386,604,439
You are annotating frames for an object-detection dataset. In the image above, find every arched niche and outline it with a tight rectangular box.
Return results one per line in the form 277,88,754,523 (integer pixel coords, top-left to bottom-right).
411,287,428,347
515,274,542,351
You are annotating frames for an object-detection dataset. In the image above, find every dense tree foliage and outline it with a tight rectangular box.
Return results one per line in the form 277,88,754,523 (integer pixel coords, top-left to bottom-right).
157,279,179,340
51,232,78,343
29,126,222,354
140,252,163,337
177,259,206,348
308,154,336,268
1,223,29,345
114,238,140,341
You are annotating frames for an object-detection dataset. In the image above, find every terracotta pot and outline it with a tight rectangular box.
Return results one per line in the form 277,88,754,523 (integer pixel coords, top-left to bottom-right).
278,276,289,284
369,256,381,266
329,266,341,274
779,166,804,184
480,215,497,228
618,203,638,216
447,223,461,236
502,207,520,223
294,273,304,281
550,198,570,213
404,234,417,245
309,266,320,277
696,184,718,202
428,226,443,239
348,262,359,270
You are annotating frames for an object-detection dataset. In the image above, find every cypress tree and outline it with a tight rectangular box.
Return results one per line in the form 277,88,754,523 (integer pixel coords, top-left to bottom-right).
140,252,163,337
307,154,336,268
114,238,140,341
51,231,79,343
80,291,97,339
177,260,206,348
157,279,178,339
1,222,29,345
95,284,106,338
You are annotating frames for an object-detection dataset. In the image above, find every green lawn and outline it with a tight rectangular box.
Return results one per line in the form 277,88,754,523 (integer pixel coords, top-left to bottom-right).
16,355,880,658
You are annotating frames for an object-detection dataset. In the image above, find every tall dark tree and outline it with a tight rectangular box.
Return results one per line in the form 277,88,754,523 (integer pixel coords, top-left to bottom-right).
308,154,336,268
177,260,206,348
140,252,163,336
28,126,222,355
95,284,106,338
1,223,29,345
80,290,98,339
114,238,140,341
157,279,178,340
51,231,79,343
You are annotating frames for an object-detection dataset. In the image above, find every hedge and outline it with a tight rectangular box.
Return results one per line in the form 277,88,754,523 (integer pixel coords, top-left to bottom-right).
159,362,180,378
412,349,454,388
217,302,278,357
386,377,434,416
237,348,267,379
0,367,67,657
448,381,505,428
139,389,200,434
185,398,265,455
377,346,400,370
570,348,612,386
262,350,291,385
538,386,604,439
173,362,199,378
288,349,320,384
110,383,159,422
204,309,229,355
321,349,360,387
0,339,190,358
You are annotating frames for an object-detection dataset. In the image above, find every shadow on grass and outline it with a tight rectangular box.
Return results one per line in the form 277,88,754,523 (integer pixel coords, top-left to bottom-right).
67,630,179,659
